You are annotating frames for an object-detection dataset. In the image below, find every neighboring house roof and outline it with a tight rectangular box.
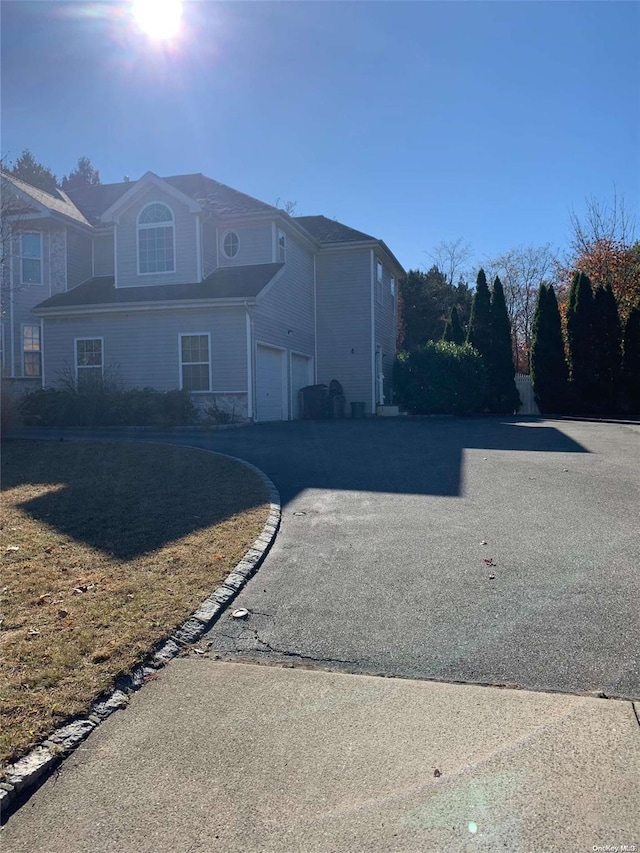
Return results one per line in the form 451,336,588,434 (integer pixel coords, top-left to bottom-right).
66,173,277,224
33,264,284,312
294,215,376,244
0,171,92,227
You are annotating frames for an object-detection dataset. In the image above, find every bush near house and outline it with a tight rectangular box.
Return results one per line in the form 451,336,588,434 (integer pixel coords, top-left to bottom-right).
394,341,487,415
20,385,199,428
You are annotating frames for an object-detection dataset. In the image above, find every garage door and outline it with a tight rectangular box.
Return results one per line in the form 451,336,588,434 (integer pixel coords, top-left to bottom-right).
291,353,313,419
256,345,285,421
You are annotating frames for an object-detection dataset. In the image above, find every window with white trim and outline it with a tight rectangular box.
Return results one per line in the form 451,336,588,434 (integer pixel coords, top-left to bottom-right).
277,229,286,263
76,338,103,385
180,334,210,392
23,325,42,377
137,203,175,274
222,230,239,259
376,260,383,304
20,233,43,284
390,276,396,305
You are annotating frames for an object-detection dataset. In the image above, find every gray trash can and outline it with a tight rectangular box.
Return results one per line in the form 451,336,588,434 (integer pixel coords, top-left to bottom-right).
350,402,366,419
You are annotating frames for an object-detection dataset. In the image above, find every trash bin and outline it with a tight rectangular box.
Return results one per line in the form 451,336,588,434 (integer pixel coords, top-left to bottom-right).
328,379,345,419
350,402,366,419
300,384,329,419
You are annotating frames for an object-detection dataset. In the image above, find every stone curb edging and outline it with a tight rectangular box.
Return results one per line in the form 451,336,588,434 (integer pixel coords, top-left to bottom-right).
0,445,281,820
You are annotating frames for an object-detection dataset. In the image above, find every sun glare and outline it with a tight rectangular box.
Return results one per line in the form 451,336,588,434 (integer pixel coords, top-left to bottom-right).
132,0,183,41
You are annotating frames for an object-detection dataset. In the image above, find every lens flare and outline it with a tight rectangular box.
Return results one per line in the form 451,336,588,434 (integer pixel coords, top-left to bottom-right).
132,0,183,40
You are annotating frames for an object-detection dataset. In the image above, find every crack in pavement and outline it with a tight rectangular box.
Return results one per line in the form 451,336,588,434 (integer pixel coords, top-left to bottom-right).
212,627,362,668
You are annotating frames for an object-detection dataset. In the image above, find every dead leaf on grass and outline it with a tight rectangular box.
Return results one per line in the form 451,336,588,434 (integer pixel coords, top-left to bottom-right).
5,546,20,552
36,594,52,605
57,609,69,618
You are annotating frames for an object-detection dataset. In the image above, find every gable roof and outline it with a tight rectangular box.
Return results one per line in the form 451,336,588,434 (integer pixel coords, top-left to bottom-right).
294,215,376,244
66,173,277,224
33,263,284,313
0,171,92,227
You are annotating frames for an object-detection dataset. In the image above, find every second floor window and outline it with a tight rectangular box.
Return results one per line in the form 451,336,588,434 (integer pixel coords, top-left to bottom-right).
278,229,286,263
23,325,41,377
20,233,43,284
138,203,175,274
376,260,383,304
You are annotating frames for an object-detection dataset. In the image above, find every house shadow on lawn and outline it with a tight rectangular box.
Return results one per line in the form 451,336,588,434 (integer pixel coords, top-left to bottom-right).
2,440,269,560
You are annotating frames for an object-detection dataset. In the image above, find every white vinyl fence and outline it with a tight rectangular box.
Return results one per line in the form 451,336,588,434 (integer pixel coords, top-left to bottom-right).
515,373,540,415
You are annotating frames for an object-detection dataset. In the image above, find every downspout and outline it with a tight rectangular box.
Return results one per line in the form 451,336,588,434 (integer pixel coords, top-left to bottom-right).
244,301,255,420
40,318,45,389
370,249,375,414
313,253,318,382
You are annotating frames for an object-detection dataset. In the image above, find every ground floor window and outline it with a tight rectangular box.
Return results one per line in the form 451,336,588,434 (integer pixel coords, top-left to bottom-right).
23,324,42,377
180,333,210,392
76,337,103,385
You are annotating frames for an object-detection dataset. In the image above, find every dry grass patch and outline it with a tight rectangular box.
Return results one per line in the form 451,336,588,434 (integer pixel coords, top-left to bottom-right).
0,440,269,768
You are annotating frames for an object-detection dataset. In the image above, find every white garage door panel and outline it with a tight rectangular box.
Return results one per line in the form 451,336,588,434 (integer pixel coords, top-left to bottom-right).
256,345,285,421
291,354,312,419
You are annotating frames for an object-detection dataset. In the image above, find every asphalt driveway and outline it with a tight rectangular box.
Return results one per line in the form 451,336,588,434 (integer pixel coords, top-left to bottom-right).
31,416,639,699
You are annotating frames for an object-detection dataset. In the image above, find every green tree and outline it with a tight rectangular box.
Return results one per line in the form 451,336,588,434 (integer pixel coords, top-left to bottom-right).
466,269,492,359
9,149,57,193
591,283,622,413
622,306,640,414
566,271,596,410
530,285,569,413
442,305,466,345
61,156,101,191
487,276,520,413
398,266,472,350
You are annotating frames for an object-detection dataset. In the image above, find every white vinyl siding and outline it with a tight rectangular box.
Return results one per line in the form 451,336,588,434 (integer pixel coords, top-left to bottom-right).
66,229,92,289
216,221,273,268
42,308,247,394
315,249,373,413
179,333,211,392
93,234,115,277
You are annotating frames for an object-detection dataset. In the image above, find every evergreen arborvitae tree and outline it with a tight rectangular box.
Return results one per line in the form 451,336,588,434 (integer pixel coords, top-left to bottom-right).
442,305,465,345
622,306,640,414
591,283,622,414
467,269,492,359
530,285,569,413
566,271,596,412
487,276,520,413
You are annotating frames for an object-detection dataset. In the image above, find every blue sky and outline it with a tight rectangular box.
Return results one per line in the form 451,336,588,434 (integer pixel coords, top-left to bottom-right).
2,1,639,273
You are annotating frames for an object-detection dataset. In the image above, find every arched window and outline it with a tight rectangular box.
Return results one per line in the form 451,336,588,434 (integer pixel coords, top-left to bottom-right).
137,202,175,274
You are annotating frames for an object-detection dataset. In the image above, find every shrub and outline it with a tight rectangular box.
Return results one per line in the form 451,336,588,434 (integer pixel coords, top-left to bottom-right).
1,380,19,437
530,284,569,414
20,385,199,428
394,341,487,415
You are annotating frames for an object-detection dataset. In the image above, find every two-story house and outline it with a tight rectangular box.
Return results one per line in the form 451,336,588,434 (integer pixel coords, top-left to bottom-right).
1,170,404,420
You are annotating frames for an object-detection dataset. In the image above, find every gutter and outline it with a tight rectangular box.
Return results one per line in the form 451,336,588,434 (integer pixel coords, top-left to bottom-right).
33,297,256,318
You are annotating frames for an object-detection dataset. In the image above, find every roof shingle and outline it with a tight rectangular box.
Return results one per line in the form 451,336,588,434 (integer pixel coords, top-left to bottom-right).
34,264,284,312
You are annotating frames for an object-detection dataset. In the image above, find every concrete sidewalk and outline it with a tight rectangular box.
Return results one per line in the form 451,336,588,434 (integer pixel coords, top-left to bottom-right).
3,660,639,853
